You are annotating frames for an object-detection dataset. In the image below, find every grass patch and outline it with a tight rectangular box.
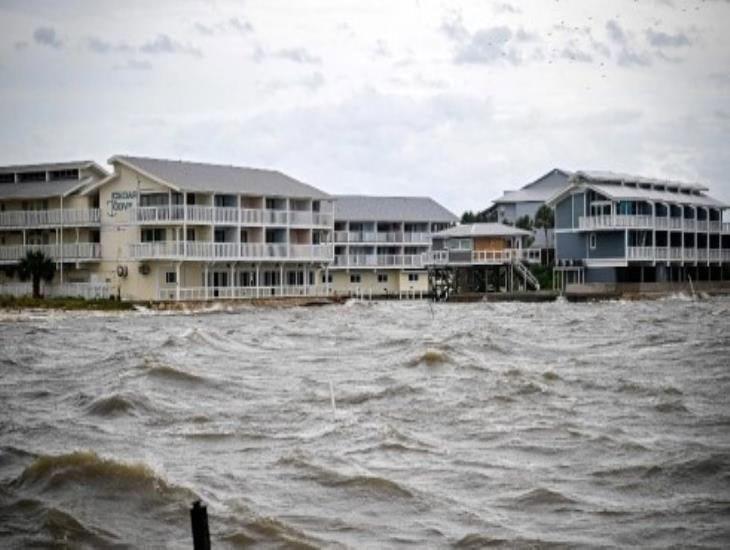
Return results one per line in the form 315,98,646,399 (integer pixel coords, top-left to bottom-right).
0,295,135,311
529,264,554,290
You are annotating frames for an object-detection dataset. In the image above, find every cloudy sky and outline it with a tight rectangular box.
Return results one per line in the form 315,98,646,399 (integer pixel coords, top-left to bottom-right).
0,0,729,214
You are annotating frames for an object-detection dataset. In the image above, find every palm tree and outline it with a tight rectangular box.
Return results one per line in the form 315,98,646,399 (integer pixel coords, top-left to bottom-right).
534,205,555,248
17,250,56,299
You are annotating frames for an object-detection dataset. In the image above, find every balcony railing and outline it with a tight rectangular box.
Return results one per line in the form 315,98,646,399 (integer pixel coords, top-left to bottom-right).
157,285,332,301
627,247,728,262
426,248,541,265
333,254,425,268
128,241,333,261
578,215,723,232
128,206,332,227
0,208,100,228
334,231,432,244
0,243,101,262
0,281,113,299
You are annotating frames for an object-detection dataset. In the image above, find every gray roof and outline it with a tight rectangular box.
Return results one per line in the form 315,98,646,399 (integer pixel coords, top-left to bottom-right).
0,160,108,177
334,195,458,223
572,170,709,192
434,223,531,238
587,183,726,208
0,179,91,200
113,155,331,199
493,168,572,204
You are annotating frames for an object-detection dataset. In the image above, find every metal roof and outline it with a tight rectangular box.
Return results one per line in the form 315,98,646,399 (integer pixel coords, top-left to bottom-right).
493,168,572,204
112,155,331,199
0,160,108,177
587,183,726,208
0,179,91,200
572,170,709,192
335,195,458,223
434,223,531,238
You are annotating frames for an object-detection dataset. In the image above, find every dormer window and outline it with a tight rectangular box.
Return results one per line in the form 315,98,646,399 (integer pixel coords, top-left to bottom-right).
0,173,14,184
18,171,46,182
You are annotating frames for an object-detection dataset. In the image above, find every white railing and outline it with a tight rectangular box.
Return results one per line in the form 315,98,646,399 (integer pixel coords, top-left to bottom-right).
698,249,708,261
578,214,653,229
332,254,425,268
158,285,331,301
656,248,669,260
669,218,683,230
0,208,100,228
424,248,541,265
723,223,730,233
655,218,668,230
709,221,721,232
697,220,708,232
670,247,683,260
333,231,431,243
0,243,101,262
684,219,696,231
627,246,654,260
0,282,112,299
213,207,239,224
129,206,332,227
128,241,333,261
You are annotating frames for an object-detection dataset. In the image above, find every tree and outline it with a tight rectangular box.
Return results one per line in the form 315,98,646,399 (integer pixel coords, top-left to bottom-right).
17,250,56,299
534,204,555,248
514,215,534,232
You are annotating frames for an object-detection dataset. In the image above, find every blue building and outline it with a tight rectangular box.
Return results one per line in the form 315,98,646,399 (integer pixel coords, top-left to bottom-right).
490,168,571,248
548,171,729,285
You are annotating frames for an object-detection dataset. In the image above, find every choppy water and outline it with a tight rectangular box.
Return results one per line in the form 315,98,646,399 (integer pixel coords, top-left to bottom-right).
1,297,729,549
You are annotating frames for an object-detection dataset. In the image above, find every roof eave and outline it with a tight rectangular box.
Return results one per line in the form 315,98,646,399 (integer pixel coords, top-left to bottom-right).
109,156,182,192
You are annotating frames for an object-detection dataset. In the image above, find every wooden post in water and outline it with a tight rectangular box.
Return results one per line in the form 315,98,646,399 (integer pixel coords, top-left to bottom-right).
190,500,211,550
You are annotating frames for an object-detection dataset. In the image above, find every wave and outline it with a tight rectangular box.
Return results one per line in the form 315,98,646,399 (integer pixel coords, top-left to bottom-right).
454,533,565,548
339,384,420,405
144,361,207,384
654,400,689,414
85,394,138,417
513,487,578,507
278,454,414,499
592,453,730,483
408,348,450,367
15,450,196,502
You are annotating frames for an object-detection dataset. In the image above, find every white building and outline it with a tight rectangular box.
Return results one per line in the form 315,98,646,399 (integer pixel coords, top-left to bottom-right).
0,161,111,298
330,195,457,297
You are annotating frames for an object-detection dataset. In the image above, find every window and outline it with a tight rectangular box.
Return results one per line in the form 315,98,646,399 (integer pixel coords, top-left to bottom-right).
408,273,419,282
322,273,333,284
589,233,597,250
139,193,169,207
18,171,46,182
141,228,165,242
50,169,79,181
186,228,196,241
350,274,361,284
0,173,15,184
165,271,177,284
377,274,388,283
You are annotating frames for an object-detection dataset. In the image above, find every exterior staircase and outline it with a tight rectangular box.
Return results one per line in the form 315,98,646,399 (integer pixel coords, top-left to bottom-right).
513,260,541,291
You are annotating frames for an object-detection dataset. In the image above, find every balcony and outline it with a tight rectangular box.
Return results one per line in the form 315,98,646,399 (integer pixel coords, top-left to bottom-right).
333,231,432,244
0,208,100,228
157,285,332,301
333,254,425,268
128,206,333,227
627,247,727,263
426,248,541,266
0,243,101,263
0,281,112,299
128,241,333,261
577,215,721,232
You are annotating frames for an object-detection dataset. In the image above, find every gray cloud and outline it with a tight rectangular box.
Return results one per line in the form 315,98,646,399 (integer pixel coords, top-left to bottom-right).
254,46,321,64
708,72,730,87
561,47,593,63
493,2,521,14
646,29,691,47
87,36,132,54
196,17,253,36
440,13,469,43
454,26,521,65
606,20,627,44
33,26,62,49
140,34,201,57
14,41,28,51
617,49,652,67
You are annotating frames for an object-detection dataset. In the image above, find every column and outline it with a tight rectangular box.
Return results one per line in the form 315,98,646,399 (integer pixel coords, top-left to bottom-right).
175,262,181,301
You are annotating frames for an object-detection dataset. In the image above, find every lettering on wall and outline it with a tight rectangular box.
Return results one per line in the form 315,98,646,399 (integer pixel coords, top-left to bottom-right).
107,191,137,217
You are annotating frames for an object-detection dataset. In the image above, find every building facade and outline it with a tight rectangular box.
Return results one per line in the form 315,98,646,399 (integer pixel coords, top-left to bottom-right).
427,223,542,293
549,171,730,285
0,161,111,298
1,156,337,301
490,168,571,248
330,195,457,297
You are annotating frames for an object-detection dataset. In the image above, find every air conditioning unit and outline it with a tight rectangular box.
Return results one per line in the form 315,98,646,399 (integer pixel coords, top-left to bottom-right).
116,265,128,278
138,264,151,275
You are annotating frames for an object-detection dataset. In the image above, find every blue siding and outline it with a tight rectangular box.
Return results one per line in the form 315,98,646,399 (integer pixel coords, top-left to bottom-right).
555,197,573,229
587,231,625,259
572,193,584,227
586,268,617,283
556,233,586,260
